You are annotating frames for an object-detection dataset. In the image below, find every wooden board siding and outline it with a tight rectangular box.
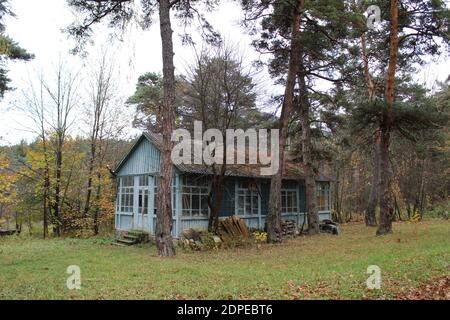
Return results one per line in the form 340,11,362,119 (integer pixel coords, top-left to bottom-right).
116,138,160,176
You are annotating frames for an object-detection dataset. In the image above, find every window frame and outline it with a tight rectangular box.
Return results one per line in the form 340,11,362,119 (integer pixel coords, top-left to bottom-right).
180,175,210,218
281,188,299,214
235,180,260,217
316,182,330,212
137,175,149,215
119,176,134,214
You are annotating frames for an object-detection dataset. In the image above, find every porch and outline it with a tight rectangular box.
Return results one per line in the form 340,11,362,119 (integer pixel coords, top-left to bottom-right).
114,173,332,237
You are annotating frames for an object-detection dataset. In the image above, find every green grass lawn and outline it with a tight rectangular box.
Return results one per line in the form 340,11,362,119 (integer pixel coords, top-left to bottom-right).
0,220,448,299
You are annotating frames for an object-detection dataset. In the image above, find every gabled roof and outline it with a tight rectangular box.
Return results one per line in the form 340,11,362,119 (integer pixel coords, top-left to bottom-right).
114,132,333,181
113,134,146,175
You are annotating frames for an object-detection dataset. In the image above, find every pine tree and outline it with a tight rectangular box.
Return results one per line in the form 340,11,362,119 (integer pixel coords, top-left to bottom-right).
67,0,220,256
0,0,33,98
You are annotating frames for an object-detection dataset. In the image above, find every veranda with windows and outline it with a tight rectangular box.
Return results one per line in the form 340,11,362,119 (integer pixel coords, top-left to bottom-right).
115,173,332,237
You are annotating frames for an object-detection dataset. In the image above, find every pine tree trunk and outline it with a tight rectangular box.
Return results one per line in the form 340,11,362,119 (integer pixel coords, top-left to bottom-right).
377,125,392,234
297,68,319,235
361,32,378,227
155,0,176,256
267,0,304,243
377,0,399,235
366,130,380,226
208,173,225,233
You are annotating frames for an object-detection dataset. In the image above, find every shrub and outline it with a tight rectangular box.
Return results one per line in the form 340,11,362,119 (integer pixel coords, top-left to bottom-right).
426,202,450,220
252,231,267,243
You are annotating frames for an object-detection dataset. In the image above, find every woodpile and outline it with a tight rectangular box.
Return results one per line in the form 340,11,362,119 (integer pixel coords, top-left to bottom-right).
319,219,340,235
281,220,298,238
217,216,250,241
0,229,16,237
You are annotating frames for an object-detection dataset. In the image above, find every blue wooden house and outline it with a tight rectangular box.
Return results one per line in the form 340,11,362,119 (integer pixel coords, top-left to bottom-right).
114,132,332,237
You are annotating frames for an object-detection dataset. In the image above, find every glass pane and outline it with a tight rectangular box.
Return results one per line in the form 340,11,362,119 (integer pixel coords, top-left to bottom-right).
245,195,251,215
182,194,190,210
172,189,176,209
192,194,200,210
145,191,149,214
287,192,292,208
123,176,133,186
293,192,298,208
252,194,258,215
238,180,248,189
182,209,190,217
201,195,209,216
139,175,148,186
237,195,244,215
130,194,134,212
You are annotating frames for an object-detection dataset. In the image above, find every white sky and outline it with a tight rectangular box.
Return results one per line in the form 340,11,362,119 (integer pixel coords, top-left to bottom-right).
0,0,448,146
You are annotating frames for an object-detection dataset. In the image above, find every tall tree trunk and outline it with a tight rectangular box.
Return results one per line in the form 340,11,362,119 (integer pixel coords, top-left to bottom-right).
40,108,50,238
377,0,399,235
297,67,319,235
361,32,378,226
83,142,96,217
53,139,62,237
42,142,50,238
366,130,380,226
155,0,176,256
92,170,102,235
267,0,304,243
208,167,226,233
377,125,392,234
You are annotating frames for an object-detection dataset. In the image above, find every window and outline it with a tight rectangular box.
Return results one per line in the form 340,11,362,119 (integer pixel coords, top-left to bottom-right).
153,177,177,216
281,189,298,213
153,177,158,215
181,175,209,217
316,183,330,211
120,176,134,213
236,180,259,216
116,179,120,211
138,176,149,215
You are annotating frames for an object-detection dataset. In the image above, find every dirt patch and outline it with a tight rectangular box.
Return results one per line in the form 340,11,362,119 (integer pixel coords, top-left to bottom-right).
395,276,449,300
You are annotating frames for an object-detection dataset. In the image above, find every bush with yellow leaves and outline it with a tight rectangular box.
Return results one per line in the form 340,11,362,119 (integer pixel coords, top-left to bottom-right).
252,231,267,243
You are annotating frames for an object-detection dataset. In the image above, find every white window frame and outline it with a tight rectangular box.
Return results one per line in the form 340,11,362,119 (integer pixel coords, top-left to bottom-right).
119,176,134,214
138,175,149,215
181,175,210,218
281,188,299,214
152,176,178,217
235,180,260,217
316,182,330,212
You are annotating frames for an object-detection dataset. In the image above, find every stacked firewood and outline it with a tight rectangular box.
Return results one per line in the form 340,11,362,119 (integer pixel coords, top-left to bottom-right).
217,216,250,241
281,220,298,238
0,229,16,237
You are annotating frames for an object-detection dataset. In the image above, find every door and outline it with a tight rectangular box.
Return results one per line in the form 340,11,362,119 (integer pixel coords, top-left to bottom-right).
135,175,149,230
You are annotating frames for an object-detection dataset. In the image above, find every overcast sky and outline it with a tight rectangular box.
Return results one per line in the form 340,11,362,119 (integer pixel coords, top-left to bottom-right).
0,0,448,146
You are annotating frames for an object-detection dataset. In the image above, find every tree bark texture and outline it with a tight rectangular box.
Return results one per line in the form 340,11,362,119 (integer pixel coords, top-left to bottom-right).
377,0,399,235
155,0,176,256
267,0,305,243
